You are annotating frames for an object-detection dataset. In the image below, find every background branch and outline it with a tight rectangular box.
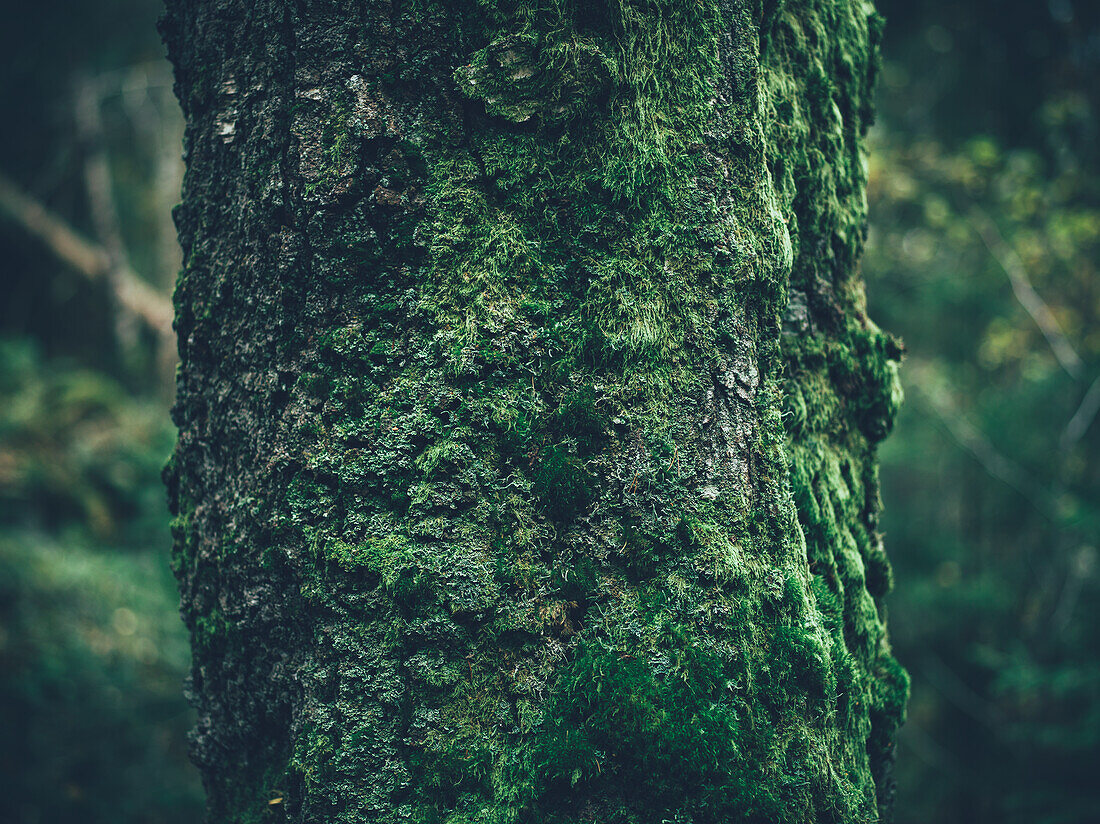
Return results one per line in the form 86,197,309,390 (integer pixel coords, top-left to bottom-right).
0,169,172,336
970,206,1084,380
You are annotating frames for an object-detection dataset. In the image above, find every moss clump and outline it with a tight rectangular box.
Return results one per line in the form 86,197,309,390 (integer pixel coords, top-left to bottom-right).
554,385,609,453
529,445,594,523
534,623,782,823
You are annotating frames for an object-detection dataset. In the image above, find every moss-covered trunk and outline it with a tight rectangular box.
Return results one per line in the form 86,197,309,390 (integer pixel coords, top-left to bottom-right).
162,1,907,821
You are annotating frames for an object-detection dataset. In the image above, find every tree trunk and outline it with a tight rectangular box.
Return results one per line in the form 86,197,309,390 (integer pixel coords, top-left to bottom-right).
162,1,908,822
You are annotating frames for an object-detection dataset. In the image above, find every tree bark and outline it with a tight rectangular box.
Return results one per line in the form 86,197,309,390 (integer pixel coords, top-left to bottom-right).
162,1,907,822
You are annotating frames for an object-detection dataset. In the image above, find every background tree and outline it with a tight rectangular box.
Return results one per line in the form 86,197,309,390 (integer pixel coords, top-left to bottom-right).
161,1,906,822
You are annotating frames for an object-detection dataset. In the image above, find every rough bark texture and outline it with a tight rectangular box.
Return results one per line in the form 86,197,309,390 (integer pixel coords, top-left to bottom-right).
162,1,907,822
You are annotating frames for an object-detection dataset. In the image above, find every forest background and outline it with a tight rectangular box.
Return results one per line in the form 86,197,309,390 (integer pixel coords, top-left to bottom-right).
0,1,1097,822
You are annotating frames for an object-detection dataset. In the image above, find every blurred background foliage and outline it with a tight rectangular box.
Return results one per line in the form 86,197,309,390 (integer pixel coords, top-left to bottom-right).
867,1,1100,822
0,1,1096,823
0,2,198,822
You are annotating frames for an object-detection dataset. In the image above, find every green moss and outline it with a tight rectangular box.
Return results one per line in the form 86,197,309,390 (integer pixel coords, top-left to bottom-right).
553,385,608,453
303,90,353,200
528,445,593,522
191,608,233,656
532,610,783,823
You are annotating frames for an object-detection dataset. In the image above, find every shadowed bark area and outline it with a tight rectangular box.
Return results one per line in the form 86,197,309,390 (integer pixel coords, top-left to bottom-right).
162,1,907,821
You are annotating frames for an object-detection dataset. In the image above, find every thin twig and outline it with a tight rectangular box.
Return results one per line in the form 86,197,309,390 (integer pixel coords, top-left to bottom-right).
1061,374,1100,451
969,206,1083,380
919,653,1005,730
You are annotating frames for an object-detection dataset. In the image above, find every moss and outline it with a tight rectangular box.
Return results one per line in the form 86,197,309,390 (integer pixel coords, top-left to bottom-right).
553,384,608,453
528,445,593,522
302,90,354,200
191,608,233,656
532,611,783,823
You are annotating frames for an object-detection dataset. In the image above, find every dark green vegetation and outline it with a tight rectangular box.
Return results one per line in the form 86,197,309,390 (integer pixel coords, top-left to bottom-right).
162,0,904,821
0,342,200,823
0,2,202,822
868,2,1100,822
